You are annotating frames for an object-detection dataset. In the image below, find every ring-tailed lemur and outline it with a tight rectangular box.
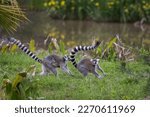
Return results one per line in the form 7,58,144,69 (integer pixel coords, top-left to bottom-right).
7,37,72,76
69,41,106,79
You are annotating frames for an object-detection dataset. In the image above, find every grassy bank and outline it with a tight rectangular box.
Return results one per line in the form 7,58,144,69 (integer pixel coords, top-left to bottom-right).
0,52,149,100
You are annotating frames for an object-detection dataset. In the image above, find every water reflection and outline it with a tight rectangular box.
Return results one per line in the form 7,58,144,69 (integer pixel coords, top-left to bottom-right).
11,12,150,50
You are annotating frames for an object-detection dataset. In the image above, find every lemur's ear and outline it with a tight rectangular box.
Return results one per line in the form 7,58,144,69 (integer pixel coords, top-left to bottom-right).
94,41,101,48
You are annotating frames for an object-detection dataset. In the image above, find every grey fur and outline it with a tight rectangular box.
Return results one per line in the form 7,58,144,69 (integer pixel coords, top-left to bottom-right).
7,37,72,76
40,55,72,76
69,41,106,79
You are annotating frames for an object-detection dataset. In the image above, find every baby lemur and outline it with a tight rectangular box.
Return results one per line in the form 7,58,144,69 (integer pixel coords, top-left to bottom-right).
69,41,106,79
7,37,72,76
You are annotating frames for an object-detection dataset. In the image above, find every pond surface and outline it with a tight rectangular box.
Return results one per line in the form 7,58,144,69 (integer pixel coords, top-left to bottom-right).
11,12,150,50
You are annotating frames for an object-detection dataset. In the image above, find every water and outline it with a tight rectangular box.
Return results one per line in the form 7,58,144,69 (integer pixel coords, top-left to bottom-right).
11,12,150,50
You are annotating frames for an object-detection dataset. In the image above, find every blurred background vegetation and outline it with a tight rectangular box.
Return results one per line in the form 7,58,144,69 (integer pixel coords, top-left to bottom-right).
0,0,149,50
0,0,150,34
17,0,150,22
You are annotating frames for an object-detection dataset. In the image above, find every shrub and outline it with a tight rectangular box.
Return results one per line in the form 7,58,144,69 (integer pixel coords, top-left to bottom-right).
44,0,150,22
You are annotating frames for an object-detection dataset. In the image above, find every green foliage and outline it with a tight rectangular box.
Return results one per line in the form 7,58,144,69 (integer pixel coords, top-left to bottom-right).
51,38,60,53
59,40,66,55
139,48,150,56
107,36,117,49
96,35,136,71
44,0,150,22
0,51,149,100
101,36,117,60
12,72,26,89
18,0,47,10
10,44,17,53
0,0,28,33
11,72,27,99
0,51,41,99
0,70,40,100
29,39,36,53
0,40,17,53
0,72,27,100
139,48,150,65
1,45,9,53
48,43,53,54
47,37,66,55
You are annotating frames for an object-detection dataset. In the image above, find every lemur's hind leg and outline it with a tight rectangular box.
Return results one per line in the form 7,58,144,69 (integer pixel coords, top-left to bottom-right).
96,64,106,76
92,70,103,79
40,64,48,75
61,65,74,76
50,67,57,76
78,66,88,77
43,61,58,76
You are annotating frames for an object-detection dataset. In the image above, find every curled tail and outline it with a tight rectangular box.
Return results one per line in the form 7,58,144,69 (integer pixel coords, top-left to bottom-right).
69,41,100,67
8,37,43,64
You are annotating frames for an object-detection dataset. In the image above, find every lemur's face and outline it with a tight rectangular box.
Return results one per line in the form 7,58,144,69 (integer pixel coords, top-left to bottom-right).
90,59,100,65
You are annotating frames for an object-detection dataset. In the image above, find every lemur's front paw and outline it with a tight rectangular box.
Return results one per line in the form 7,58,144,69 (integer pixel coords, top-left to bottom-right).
103,73,107,76
98,75,104,79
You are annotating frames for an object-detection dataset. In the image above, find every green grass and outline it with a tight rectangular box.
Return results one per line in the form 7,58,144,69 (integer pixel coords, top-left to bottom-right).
0,52,150,100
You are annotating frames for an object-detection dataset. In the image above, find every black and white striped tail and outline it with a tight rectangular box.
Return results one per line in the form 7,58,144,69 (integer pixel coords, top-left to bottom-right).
69,41,100,67
8,37,43,63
